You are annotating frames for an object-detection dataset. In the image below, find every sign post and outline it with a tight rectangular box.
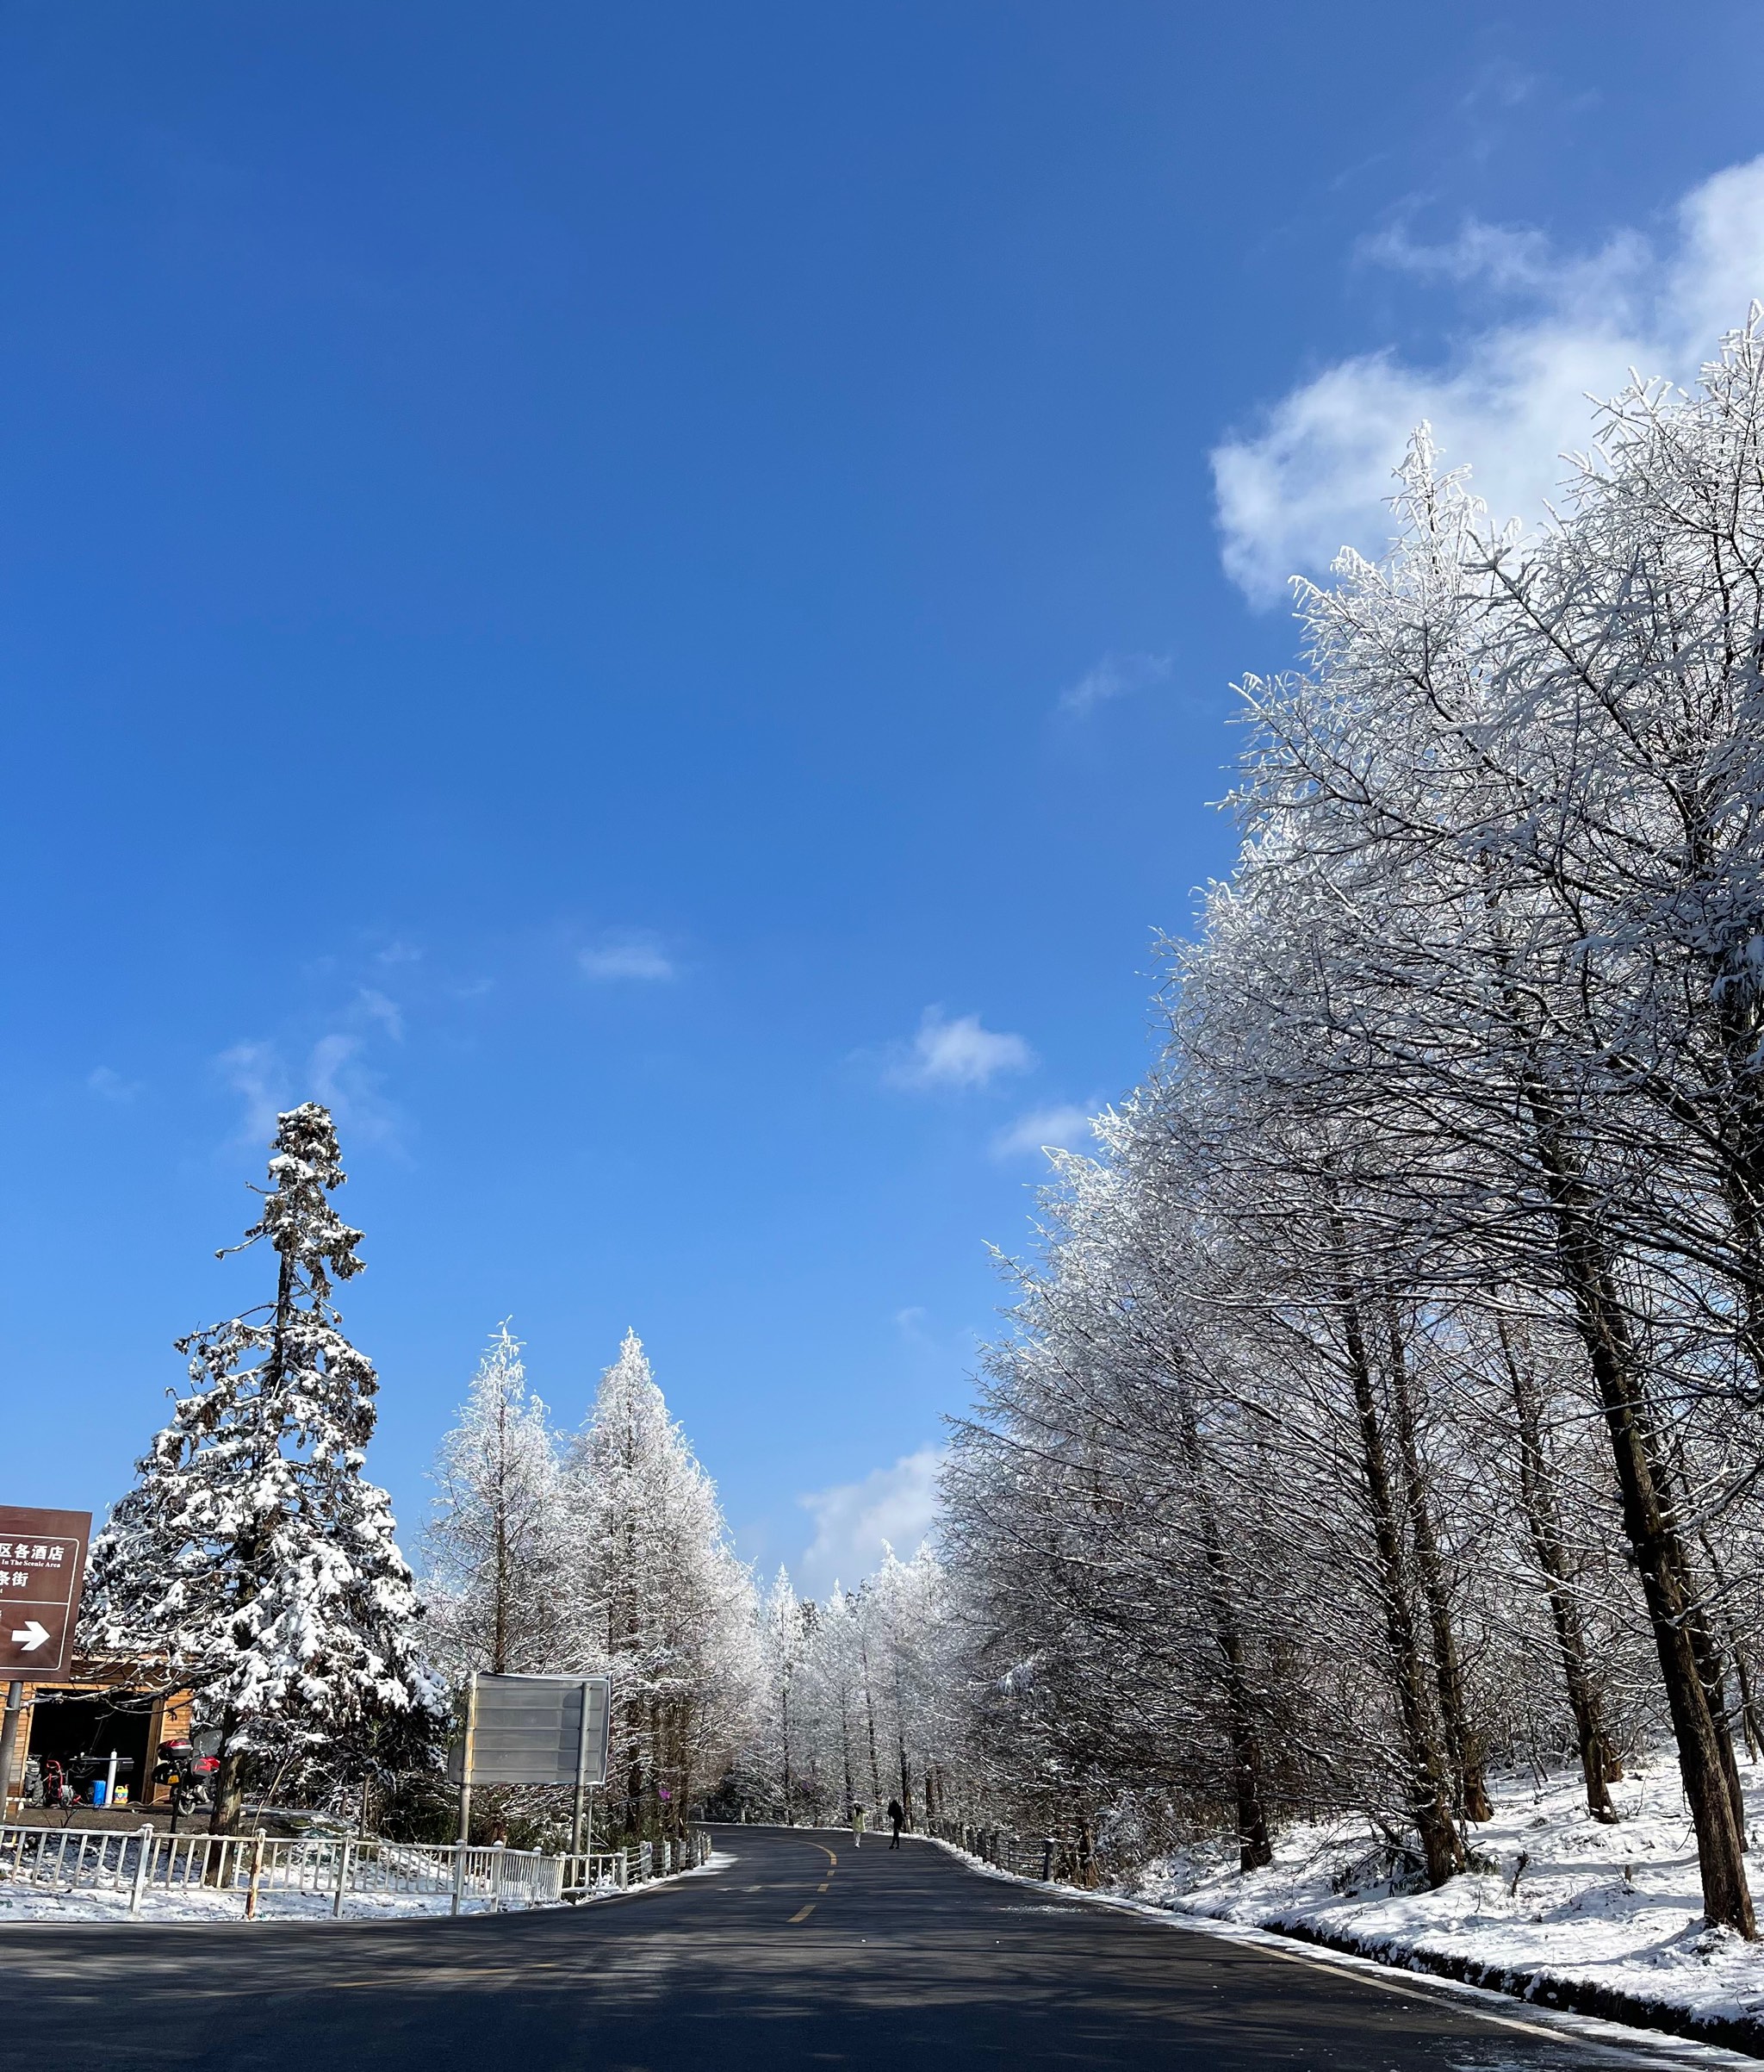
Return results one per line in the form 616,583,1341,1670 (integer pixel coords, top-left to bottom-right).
445,1673,612,1900
571,1678,595,1858
0,1505,92,1814
451,1671,478,1917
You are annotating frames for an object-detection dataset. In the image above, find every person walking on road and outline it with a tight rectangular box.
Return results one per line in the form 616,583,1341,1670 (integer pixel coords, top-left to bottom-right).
887,1797,904,1848
850,1803,866,1849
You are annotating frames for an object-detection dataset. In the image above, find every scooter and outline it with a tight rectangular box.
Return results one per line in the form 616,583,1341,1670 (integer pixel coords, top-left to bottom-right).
155,1729,221,1820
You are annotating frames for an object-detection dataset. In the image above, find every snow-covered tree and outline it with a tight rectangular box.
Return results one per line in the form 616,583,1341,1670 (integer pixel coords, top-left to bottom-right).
423,1323,566,1678
927,325,1764,1934
560,1330,757,1841
83,1104,441,1831
755,1567,811,1821
736,1547,962,1833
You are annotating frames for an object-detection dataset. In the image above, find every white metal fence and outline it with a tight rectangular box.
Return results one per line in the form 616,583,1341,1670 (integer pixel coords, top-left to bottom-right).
557,1832,711,1898
0,1822,711,1919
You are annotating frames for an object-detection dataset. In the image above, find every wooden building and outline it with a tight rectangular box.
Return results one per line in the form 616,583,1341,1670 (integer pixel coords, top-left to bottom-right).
2,1658,193,1813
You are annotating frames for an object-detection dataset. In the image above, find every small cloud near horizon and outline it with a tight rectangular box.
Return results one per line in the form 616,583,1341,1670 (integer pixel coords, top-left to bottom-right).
580,931,676,982
86,1066,141,1104
1057,650,1172,717
991,1103,1095,1160
884,1007,1034,1092
794,1446,944,1598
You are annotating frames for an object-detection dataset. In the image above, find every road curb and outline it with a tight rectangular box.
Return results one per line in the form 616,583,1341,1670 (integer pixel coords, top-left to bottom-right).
1233,1912,1764,2062
920,1833,1764,2064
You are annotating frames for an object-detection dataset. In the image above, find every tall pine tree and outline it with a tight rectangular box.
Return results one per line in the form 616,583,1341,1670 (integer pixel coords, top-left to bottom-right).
561,1330,756,1842
423,1323,566,1677
84,1104,439,1831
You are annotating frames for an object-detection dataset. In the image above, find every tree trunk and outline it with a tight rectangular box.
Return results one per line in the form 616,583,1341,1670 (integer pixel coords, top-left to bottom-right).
1497,1317,1620,1822
211,1250,295,1838
1335,1258,1463,1888
1698,1522,1764,1764
1535,1120,1755,1935
492,1397,510,1675
1685,1596,1748,1848
1175,1382,1274,1869
860,1642,885,1807
209,1706,246,1837
1388,1308,1491,1821
780,1675,793,1824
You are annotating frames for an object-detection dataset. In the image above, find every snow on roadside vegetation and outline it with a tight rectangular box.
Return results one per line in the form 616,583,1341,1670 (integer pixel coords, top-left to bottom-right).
1115,1757,1764,2039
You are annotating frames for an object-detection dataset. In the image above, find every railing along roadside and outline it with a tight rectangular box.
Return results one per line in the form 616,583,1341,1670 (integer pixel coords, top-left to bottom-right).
1,1821,713,1918
928,1818,1057,1882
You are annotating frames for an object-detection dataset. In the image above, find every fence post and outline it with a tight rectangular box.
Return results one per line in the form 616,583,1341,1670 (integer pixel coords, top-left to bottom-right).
1041,1837,1055,1882
246,1830,267,1920
333,1837,354,1918
490,1839,506,1912
127,1826,156,1916
616,1848,628,1889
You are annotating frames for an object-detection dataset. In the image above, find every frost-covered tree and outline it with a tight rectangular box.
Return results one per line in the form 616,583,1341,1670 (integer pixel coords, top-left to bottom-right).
929,325,1764,1935
423,1323,566,1678
561,1330,757,1841
736,1548,962,1834
83,1104,440,1831
756,1567,811,1821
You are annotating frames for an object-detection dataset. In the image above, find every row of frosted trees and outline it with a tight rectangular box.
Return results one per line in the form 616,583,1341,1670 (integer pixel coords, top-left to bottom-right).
422,1327,758,1846
84,1104,757,1845
940,328,1764,1932
743,1549,955,1830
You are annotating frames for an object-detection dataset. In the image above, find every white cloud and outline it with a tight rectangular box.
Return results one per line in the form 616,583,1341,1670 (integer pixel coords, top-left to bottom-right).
309,1032,361,1109
86,1066,141,1103
796,1446,943,1597
1213,154,1764,603
309,1032,399,1146
885,1007,1034,1092
219,1041,288,1144
1058,650,1171,717
357,988,404,1041
580,932,676,982
218,1030,397,1148
991,1103,1095,1160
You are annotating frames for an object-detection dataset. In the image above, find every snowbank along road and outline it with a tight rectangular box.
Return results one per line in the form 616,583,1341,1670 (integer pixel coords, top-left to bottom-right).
0,1825,1742,2069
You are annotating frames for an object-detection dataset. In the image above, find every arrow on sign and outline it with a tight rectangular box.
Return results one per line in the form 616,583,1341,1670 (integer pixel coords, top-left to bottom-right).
9,1621,49,1652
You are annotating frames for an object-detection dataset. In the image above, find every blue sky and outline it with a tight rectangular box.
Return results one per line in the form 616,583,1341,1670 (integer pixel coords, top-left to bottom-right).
6,2,1763,1592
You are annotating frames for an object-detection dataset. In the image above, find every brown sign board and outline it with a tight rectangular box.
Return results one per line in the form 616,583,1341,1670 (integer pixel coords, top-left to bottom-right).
0,1506,92,1680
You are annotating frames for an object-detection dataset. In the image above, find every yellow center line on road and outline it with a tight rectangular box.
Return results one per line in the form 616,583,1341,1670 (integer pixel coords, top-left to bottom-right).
817,1882,829,1893
789,1905,816,1924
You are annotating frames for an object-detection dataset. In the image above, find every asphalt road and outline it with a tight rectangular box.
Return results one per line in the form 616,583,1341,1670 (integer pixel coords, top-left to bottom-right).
0,1825,1715,2070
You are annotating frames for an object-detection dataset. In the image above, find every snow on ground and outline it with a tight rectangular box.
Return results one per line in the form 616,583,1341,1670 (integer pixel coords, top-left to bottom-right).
0,1851,731,1926
1114,1752,1764,2039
